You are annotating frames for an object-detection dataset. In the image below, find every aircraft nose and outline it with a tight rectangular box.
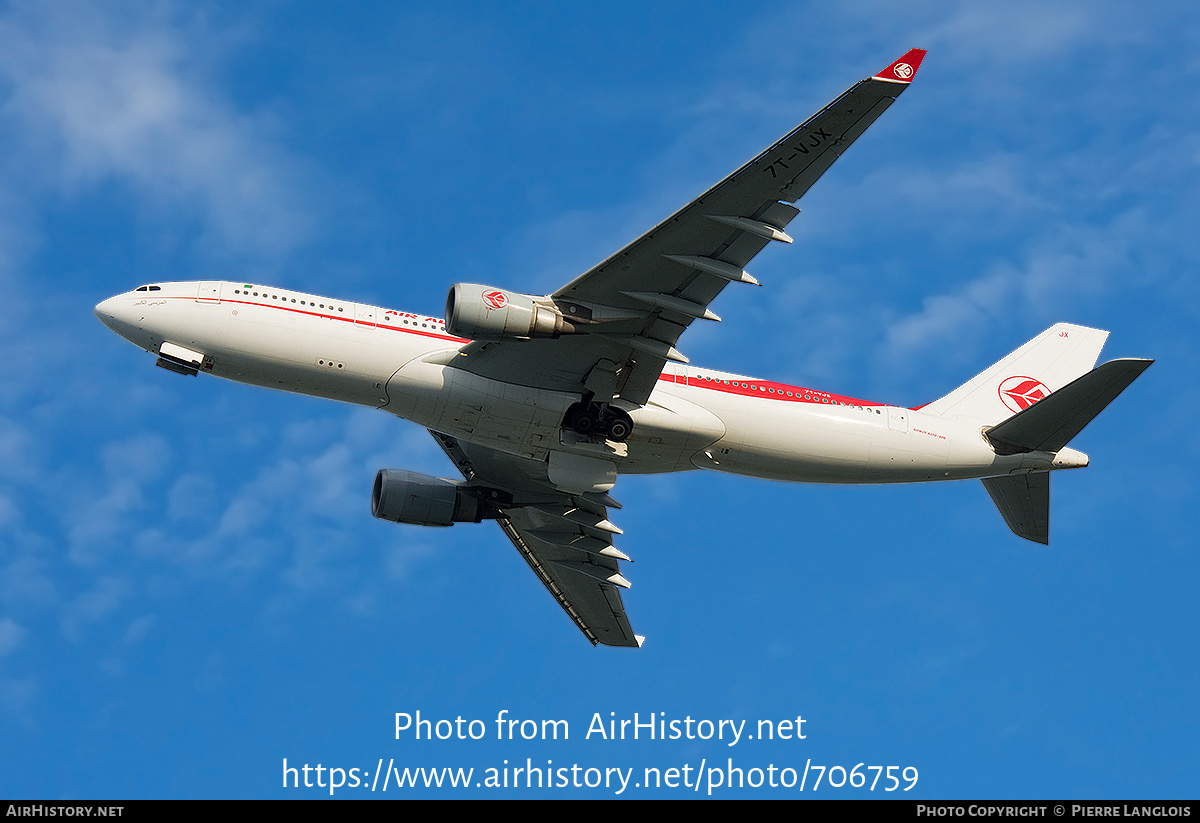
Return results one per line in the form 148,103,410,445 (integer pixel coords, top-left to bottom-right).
94,293,144,342
94,295,120,331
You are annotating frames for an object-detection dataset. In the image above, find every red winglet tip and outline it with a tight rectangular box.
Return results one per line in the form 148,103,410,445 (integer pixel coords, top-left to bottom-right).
874,48,927,84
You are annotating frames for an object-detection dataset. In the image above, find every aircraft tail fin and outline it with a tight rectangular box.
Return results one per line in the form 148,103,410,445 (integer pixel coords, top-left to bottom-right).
983,473,1049,544
927,326,1153,544
921,324,1109,424
980,357,1152,544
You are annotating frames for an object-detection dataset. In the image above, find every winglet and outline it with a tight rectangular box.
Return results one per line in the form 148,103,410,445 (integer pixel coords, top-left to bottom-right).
874,48,927,84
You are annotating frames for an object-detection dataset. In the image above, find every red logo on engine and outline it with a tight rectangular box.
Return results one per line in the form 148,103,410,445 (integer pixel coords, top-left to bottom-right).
998,376,1051,413
482,290,508,310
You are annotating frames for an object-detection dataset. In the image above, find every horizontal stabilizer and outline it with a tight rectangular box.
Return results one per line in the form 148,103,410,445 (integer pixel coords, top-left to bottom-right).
986,359,1152,455
983,473,1049,544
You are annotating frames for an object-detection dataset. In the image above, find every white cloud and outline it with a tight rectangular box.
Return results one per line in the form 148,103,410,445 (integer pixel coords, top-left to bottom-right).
0,675,36,727
167,473,219,523
0,416,40,483
872,201,1174,385
0,495,18,530
0,618,25,656
121,613,156,647
0,2,317,259
918,3,1096,58
100,433,171,482
60,575,131,642
64,434,171,566
0,557,58,611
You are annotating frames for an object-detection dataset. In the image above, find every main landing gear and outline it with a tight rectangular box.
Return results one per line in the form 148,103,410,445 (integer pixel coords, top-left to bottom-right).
563,402,633,442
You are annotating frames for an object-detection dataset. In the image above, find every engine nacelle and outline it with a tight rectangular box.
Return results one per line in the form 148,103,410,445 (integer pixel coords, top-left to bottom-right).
445,283,571,340
371,469,484,527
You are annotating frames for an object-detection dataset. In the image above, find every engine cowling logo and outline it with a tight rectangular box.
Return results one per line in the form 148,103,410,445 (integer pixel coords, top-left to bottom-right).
482,289,508,310
998,376,1051,413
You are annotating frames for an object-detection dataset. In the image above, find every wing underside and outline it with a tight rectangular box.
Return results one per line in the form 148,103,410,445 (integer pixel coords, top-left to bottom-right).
431,431,643,647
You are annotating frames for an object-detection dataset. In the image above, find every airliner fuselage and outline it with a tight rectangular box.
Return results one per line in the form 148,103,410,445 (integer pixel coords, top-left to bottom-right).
94,280,1075,486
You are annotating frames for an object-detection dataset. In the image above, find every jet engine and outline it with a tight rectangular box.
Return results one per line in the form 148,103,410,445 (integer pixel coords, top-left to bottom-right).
445,283,577,340
371,469,490,527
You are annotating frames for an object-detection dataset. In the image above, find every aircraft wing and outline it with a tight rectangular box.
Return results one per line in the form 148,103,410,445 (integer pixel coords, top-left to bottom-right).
431,431,643,647
452,49,926,406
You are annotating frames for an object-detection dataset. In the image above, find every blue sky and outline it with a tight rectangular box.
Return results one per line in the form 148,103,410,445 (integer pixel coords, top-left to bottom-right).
1,0,1197,799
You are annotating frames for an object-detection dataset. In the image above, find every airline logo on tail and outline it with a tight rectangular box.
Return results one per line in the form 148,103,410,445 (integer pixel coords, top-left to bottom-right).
998,376,1051,413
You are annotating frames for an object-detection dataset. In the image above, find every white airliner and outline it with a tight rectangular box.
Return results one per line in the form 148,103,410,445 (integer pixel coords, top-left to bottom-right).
95,50,1150,647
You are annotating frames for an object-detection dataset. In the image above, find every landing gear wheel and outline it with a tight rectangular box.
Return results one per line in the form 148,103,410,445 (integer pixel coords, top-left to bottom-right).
564,402,633,441
566,403,598,435
604,411,633,442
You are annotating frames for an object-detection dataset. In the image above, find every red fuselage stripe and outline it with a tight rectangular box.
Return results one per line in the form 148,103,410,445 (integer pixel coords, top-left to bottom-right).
657,371,881,408
155,294,886,407
157,295,469,343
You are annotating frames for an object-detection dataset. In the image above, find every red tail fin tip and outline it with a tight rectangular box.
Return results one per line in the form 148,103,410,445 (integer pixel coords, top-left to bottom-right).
874,48,927,83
